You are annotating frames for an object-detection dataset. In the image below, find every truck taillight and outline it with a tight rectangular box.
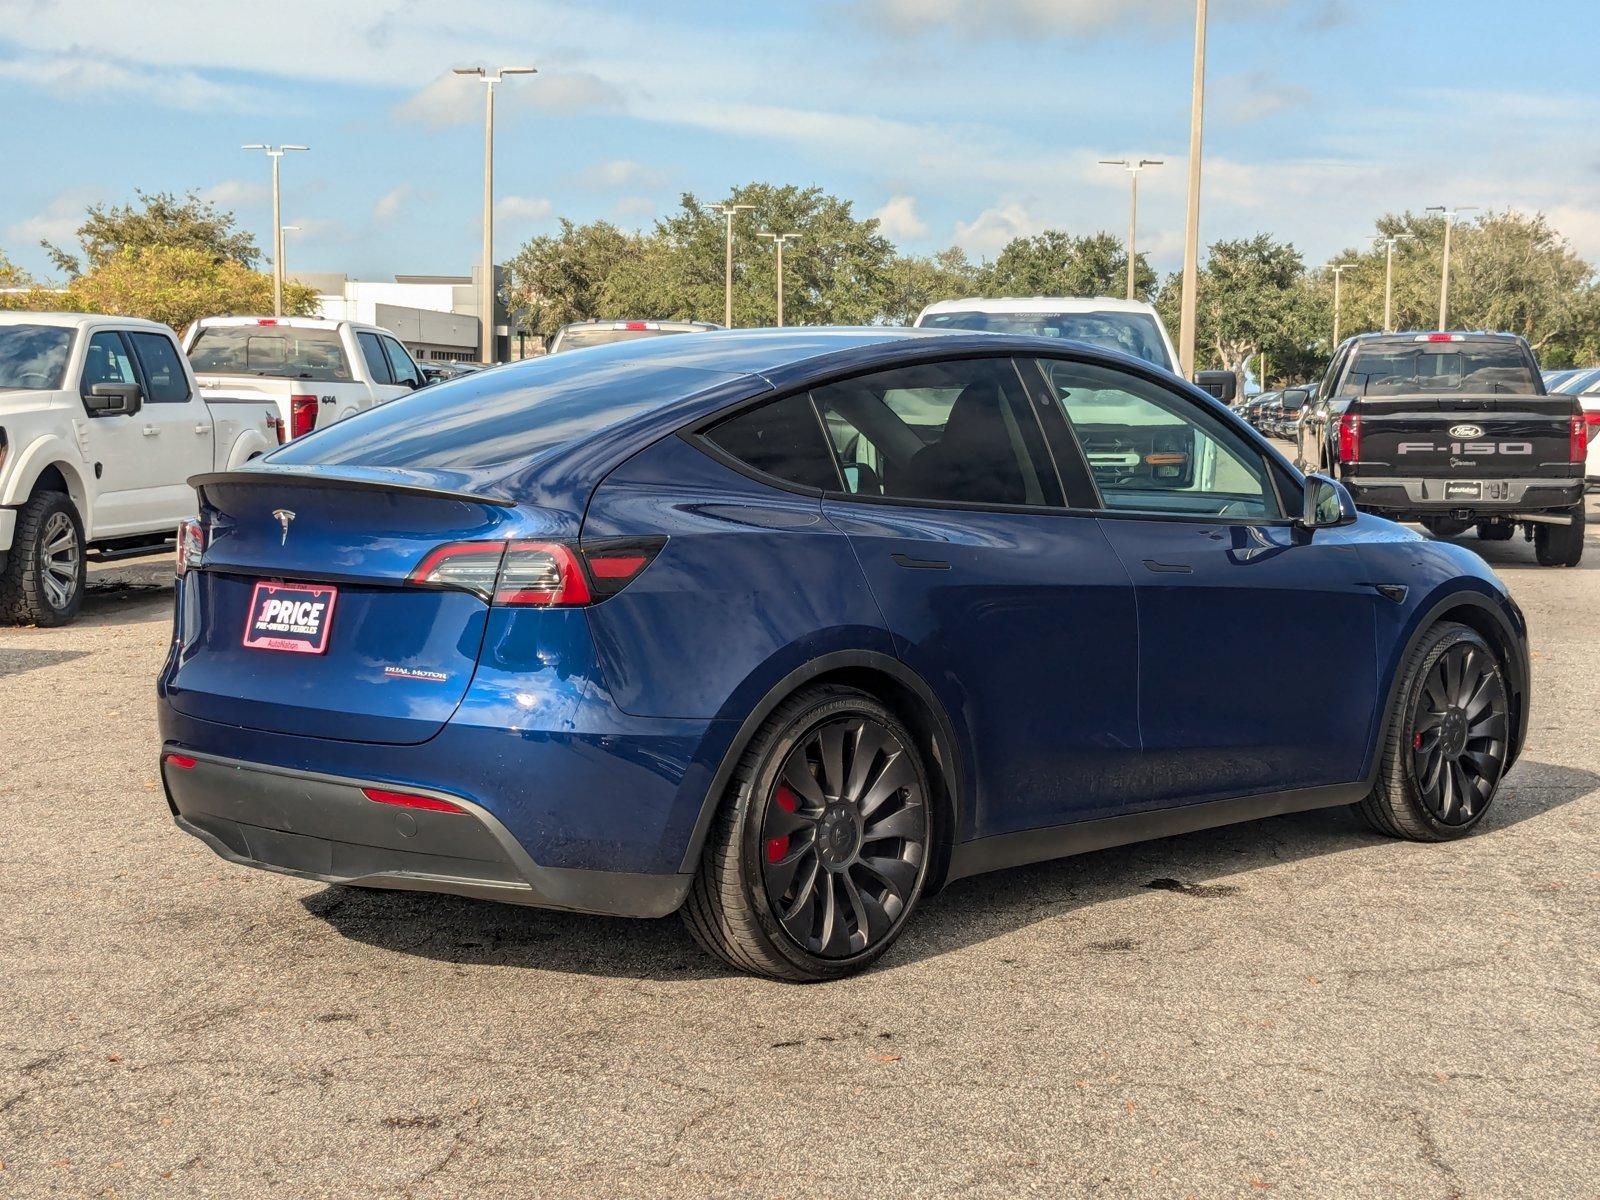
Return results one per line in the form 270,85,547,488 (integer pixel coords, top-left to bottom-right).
1338,412,1361,463
1583,411,1600,452
289,394,318,439
267,412,284,445
406,538,663,607
1572,413,1591,462
176,518,205,577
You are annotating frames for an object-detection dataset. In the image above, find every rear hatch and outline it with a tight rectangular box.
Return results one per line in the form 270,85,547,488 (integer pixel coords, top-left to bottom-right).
1351,395,1579,479
165,473,535,745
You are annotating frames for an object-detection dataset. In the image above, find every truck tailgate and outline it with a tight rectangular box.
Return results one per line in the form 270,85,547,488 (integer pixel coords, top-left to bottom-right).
1352,395,1578,478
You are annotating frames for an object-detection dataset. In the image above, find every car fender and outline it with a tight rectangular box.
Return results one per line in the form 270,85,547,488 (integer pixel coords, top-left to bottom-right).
0,437,92,524
225,427,276,467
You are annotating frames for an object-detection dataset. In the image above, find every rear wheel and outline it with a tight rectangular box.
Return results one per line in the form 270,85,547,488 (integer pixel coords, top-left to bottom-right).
1533,502,1585,567
1421,515,1472,539
0,491,85,627
682,685,933,982
1358,622,1509,841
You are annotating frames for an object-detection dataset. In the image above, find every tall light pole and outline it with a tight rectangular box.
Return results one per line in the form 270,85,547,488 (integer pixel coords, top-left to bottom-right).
1324,263,1352,347
711,202,754,328
1177,0,1208,377
1425,204,1477,331
758,231,800,327
454,65,537,362
242,143,307,317
1370,233,1415,333
1099,158,1163,300
279,225,301,286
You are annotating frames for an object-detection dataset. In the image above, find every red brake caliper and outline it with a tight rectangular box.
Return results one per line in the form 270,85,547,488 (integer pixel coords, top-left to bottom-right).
765,784,800,863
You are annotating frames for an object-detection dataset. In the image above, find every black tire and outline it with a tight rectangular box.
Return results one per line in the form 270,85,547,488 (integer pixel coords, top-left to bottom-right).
1475,521,1514,542
1533,502,1585,567
0,491,85,627
1357,622,1510,841
1421,515,1472,539
681,684,934,982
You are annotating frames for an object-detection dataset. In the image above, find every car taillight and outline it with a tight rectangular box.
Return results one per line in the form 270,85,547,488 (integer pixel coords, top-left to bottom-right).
1572,413,1592,462
1338,412,1361,463
407,537,663,606
1583,411,1600,451
362,787,466,814
175,518,205,577
289,394,318,438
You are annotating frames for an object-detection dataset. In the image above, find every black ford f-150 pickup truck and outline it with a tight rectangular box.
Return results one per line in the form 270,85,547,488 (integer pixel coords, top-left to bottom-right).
1294,331,1587,566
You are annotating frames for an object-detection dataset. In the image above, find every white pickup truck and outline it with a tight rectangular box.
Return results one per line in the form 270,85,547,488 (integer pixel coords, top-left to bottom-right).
0,312,280,625
183,315,427,439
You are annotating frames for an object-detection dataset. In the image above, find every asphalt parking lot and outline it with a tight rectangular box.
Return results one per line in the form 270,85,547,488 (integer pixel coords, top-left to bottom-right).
3,499,1597,1199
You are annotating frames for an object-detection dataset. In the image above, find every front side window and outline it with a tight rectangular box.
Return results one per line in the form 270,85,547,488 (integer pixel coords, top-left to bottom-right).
0,325,74,390
127,332,190,403
1035,359,1279,519
381,336,423,388
810,358,1059,508
81,331,137,393
357,331,393,384
187,325,353,383
702,393,840,492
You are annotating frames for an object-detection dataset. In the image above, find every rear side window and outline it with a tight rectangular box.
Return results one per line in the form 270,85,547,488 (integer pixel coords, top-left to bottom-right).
188,325,353,383
127,332,190,403
357,331,393,384
703,394,841,492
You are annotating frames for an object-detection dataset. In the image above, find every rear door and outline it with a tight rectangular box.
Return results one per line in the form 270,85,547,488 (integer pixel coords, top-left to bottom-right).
1031,355,1380,806
812,356,1143,836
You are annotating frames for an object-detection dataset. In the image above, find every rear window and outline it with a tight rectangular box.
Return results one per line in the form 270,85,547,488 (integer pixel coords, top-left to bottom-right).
917,309,1173,371
1342,341,1539,396
0,324,74,390
188,325,353,382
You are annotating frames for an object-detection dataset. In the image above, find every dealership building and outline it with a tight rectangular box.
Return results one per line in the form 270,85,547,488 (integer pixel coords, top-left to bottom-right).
290,267,531,363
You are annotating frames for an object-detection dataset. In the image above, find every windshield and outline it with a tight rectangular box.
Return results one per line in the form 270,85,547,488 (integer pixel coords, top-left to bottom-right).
1342,341,1539,395
0,325,75,391
554,326,693,352
917,309,1173,370
188,325,352,382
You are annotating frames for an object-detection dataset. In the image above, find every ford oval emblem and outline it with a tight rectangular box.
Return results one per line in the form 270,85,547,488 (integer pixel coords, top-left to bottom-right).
1449,423,1483,439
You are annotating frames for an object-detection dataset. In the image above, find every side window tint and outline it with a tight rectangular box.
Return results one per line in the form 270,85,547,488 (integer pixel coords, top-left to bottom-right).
81,332,137,393
703,393,840,492
1036,359,1280,519
382,336,422,388
357,332,393,384
127,332,189,403
811,358,1057,507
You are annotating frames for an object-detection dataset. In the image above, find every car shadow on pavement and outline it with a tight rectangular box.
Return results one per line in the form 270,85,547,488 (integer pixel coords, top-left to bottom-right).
301,758,1597,981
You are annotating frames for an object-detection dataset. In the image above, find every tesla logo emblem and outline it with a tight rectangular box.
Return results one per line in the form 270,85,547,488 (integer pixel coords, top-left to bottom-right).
272,509,296,545
1449,424,1484,439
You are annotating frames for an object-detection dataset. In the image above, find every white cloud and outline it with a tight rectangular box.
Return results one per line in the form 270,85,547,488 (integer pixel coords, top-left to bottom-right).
200,179,270,209
0,54,264,111
578,159,660,190
4,189,98,249
872,195,928,241
372,185,415,224
952,202,1041,256
852,0,1305,39
1216,70,1313,124
495,195,553,223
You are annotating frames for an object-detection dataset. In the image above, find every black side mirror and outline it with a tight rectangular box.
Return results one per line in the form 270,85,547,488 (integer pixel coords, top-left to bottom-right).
1300,472,1358,530
85,382,142,416
1194,370,1237,403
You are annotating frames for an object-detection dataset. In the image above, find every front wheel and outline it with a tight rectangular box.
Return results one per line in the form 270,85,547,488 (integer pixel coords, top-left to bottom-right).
1534,502,1585,567
1358,622,1510,841
682,685,934,982
0,491,85,626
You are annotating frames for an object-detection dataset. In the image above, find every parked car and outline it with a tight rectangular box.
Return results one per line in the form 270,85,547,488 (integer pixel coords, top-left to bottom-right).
1544,369,1600,487
0,313,279,625
548,319,720,354
159,328,1530,981
1296,331,1586,565
184,316,427,440
418,361,483,385
1241,390,1279,428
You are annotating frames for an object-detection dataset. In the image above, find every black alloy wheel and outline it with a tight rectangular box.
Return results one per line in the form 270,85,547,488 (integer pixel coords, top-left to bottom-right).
1406,642,1508,826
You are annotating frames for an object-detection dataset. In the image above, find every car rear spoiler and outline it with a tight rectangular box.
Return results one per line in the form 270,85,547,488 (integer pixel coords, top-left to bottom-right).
187,470,516,508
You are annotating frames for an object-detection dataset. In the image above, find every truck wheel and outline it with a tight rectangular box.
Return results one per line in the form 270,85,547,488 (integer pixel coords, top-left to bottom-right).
1534,502,1585,567
1475,521,1514,541
0,491,86,626
1421,515,1472,539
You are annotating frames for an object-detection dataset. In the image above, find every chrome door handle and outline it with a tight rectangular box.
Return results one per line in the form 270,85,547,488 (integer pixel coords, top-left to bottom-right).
194,423,211,435
141,425,160,437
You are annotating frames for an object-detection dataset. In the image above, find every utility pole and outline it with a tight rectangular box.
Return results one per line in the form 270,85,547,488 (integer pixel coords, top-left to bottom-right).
1370,233,1415,332
1324,263,1351,347
1177,0,1209,377
1258,349,1267,392
454,65,537,362
242,144,308,317
279,225,301,286
758,231,800,326
1099,158,1163,300
711,202,755,328
1425,205,1477,331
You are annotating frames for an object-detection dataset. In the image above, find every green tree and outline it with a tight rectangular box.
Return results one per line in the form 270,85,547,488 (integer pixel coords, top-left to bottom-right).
880,246,981,324
59,245,316,331
45,189,262,279
980,229,1156,300
501,219,648,339
1,248,31,289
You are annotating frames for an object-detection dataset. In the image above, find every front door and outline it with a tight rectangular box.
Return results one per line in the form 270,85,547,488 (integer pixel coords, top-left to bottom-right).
811,356,1141,837
1030,356,1380,807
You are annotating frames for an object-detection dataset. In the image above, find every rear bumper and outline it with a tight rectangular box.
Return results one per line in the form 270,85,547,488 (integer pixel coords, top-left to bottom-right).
1347,475,1583,516
162,749,693,918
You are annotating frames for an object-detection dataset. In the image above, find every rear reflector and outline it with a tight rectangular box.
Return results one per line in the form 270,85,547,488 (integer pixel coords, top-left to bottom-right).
289,394,318,439
361,787,466,814
164,753,198,770
1338,412,1361,463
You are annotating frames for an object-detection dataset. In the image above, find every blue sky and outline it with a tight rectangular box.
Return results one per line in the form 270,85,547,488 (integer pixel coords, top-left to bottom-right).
2,0,1595,284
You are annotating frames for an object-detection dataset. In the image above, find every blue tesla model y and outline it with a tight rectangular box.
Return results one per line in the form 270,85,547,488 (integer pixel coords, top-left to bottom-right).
158,329,1529,981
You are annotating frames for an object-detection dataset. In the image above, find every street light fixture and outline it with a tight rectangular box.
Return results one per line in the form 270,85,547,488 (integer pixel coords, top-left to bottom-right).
1424,205,1477,331
242,143,308,317
1099,158,1163,300
710,202,755,328
758,231,800,327
454,65,538,362
1177,0,1209,378
1369,233,1415,333
1323,263,1352,347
